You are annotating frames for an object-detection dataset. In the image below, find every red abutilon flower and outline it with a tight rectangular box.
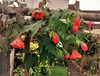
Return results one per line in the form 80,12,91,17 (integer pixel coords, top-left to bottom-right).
71,50,82,59
0,34,2,36
38,2,42,8
81,42,88,51
52,32,58,44
63,53,70,59
32,10,43,19
73,16,81,27
10,38,25,49
86,21,93,28
72,25,78,32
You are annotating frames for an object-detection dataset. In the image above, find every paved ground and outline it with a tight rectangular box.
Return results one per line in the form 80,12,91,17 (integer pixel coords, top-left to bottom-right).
67,60,84,76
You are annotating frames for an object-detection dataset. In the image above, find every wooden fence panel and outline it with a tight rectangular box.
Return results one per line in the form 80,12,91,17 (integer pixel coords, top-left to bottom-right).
0,53,10,76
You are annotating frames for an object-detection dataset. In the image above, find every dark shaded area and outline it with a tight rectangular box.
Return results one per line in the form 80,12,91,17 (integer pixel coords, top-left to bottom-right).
14,49,23,69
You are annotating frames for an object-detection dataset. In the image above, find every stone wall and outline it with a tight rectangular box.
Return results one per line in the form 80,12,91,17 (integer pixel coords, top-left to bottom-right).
18,0,69,10
46,0,69,10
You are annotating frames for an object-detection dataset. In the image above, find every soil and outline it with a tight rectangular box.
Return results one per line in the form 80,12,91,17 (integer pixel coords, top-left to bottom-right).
67,60,85,76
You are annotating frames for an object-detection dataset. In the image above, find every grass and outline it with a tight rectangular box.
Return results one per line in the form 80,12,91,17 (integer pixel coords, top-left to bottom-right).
48,65,68,76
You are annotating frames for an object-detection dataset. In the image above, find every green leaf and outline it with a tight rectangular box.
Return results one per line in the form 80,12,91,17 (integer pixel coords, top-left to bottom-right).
61,10,68,18
38,35,57,64
49,16,53,26
40,48,48,62
20,20,45,40
49,11,61,28
61,9,73,19
0,37,9,56
58,31,65,40
58,49,63,58
53,19,60,31
5,19,15,26
8,29,19,41
76,37,82,46
65,35,77,50
75,31,85,40
54,19,69,32
38,35,57,56
43,7,50,20
66,35,76,44
42,26,50,34
52,11,60,21
24,53,38,70
65,35,80,50
48,53,55,65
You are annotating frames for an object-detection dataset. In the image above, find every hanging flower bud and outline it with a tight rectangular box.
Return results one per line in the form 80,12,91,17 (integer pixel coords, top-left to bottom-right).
72,25,78,32
20,35,25,41
71,50,82,59
74,16,81,27
81,42,88,51
0,34,2,36
52,32,58,44
63,53,70,59
10,38,25,49
49,31,53,38
38,2,42,8
86,21,93,28
64,47,67,50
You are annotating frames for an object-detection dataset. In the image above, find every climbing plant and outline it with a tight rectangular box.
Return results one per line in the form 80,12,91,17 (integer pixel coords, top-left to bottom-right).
0,4,93,75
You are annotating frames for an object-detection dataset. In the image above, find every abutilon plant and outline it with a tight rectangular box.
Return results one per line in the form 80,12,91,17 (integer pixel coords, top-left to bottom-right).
0,6,94,76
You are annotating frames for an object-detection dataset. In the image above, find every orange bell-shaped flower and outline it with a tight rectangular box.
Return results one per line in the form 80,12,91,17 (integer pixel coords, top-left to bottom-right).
10,38,25,49
73,16,81,27
52,32,58,44
86,21,93,28
32,10,43,19
71,50,82,59
81,42,88,51
38,2,42,8
72,25,78,32
63,53,70,59
0,34,2,36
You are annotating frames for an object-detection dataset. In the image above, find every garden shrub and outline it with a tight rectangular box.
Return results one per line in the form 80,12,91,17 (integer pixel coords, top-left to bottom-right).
0,5,94,75
79,33,98,55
